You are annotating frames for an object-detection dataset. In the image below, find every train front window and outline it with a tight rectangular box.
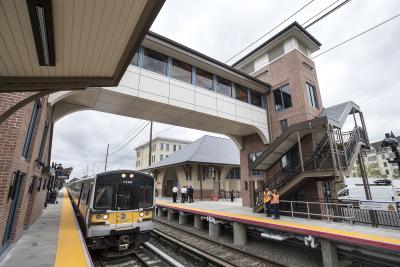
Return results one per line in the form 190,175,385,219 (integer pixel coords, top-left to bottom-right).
117,184,132,210
94,184,113,210
138,183,153,209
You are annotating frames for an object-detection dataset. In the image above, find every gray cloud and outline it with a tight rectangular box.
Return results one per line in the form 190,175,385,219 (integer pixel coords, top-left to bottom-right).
52,0,400,178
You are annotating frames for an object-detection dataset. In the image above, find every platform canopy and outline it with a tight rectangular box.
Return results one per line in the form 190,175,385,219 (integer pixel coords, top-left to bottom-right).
0,0,164,92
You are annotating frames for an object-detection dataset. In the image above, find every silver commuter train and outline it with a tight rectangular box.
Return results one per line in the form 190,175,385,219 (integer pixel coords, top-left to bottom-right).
67,170,154,251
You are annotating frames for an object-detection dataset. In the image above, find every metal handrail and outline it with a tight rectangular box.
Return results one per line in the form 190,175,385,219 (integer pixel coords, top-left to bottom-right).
279,200,355,224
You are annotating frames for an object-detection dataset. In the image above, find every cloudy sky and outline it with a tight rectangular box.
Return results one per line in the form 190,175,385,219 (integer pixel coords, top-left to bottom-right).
52,0,400,178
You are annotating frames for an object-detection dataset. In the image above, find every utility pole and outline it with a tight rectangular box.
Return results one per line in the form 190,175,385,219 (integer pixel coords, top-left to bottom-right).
148,121,153,167
105,144,109,172
86,165,89,176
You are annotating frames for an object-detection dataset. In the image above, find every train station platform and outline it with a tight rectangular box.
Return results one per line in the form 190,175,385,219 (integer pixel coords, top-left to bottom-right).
155,198,400,252
0,189,92,267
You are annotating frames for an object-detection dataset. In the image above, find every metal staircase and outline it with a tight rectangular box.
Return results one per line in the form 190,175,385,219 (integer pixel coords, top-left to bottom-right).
253,126,368,212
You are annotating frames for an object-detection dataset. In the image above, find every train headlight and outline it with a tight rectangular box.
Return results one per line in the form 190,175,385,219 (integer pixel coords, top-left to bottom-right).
139,212,144,217
121,173,126,178
103,214,109,220
129,174,134,178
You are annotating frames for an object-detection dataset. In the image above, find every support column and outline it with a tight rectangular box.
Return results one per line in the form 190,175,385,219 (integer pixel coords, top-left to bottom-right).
157,207,163,218
233,222,247,246
179,212,187,225
194,215,202,229
167,209,174,221
320,239,338,267
208,222,221,238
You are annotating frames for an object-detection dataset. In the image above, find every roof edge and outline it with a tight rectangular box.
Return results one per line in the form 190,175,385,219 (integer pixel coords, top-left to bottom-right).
232,21,322,67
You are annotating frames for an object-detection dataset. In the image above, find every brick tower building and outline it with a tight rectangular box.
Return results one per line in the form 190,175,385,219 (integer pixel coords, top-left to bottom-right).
232,22,367,208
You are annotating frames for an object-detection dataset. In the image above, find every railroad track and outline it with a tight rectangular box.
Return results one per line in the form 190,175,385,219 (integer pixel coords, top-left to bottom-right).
152,219,286,267
96,242,182,267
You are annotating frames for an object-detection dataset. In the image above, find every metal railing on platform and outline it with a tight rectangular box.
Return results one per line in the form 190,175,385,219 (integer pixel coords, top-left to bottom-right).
279,200,355,224
277,199,400,228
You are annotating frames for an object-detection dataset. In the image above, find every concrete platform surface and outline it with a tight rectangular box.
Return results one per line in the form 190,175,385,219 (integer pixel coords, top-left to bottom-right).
156,197,400,252
0,189,92,267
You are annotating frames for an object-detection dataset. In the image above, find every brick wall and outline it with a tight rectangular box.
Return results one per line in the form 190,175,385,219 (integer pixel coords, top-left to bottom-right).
0,93,53,247
257,49,323,141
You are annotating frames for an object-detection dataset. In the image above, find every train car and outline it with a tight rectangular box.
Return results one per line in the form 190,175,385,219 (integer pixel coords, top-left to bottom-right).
67,170,154,251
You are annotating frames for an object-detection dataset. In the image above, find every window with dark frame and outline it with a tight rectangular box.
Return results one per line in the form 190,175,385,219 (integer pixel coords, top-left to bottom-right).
306,82,319,108
235,84,248,103
226,168,240,179
22,99,41,159
273,84,292,111
142,48,168,75
195,68,213,90
171,58,192,84
215,76,232,97
250,90,263,107
37,122,49,164
207,166,215,178
7,172,16,200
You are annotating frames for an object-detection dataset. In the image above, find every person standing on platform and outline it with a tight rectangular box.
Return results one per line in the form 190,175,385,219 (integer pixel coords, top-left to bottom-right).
188,186,194,203
181,186,187,203
271,189,280,219
263,188,272,217
230,190,235,202
172,185,178,203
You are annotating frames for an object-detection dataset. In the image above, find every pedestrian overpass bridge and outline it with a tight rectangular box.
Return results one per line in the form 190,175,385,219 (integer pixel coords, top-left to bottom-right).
48,33,271,148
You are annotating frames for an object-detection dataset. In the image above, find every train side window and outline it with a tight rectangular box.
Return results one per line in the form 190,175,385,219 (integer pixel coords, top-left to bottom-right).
137,183,153,209
94,185,114,210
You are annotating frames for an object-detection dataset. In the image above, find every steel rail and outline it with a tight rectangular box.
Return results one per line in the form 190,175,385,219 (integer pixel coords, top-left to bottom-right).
152,228,236,267
153,219,285,267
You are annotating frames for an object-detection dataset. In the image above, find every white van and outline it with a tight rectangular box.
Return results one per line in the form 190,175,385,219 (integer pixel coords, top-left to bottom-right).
338,185,400,202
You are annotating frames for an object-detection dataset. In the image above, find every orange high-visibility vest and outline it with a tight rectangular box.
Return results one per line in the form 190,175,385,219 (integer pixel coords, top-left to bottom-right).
271,194,280,204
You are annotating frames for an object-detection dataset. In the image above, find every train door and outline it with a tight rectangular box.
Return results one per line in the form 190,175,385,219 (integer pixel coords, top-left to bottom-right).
2,171,24,246
115,182,133,229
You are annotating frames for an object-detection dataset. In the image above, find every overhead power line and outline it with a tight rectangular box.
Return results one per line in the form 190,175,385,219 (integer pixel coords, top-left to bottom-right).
313,11,400,59
224,0,316,64
301,0,340,27
303,0,351,29
107,121,150,157
108,120,144,147
103,125,176,169
107,120,148,156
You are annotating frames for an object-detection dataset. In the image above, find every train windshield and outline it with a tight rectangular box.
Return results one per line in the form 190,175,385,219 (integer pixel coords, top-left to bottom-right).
94,184,113,210
137,182,153,209
117,184,132,210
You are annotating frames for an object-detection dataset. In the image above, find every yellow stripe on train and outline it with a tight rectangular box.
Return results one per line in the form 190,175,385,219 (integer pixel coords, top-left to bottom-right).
91,210,152,224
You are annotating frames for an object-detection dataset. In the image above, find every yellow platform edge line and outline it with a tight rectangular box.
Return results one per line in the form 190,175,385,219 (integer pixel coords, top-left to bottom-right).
55,189,90,267
156,201,400,246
